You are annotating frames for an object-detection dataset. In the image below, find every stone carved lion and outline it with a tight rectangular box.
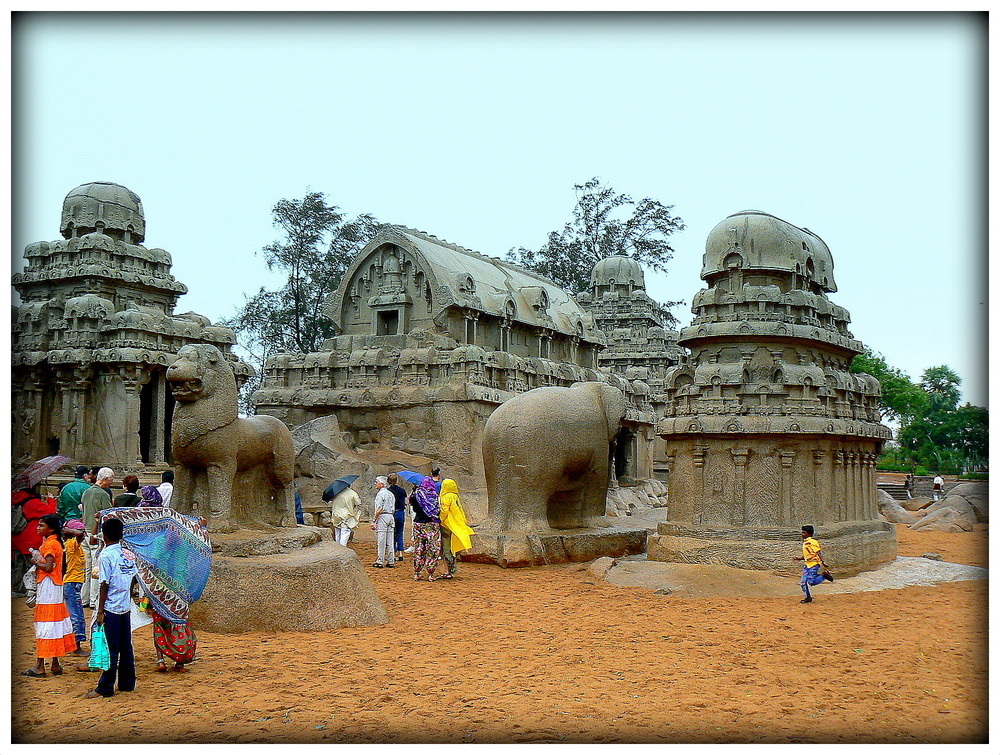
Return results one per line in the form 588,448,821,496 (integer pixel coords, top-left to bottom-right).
167,344,296,532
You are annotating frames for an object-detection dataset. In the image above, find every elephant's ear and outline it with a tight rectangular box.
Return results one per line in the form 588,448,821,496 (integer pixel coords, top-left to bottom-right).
597,383,627,439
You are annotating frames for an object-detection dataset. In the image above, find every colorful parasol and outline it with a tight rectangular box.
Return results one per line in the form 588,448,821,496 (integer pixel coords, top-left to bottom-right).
12,455,73,490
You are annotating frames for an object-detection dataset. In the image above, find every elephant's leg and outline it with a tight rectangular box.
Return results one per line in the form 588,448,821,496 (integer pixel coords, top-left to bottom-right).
546,486,588,529
580,458,613,527
206,461,238,533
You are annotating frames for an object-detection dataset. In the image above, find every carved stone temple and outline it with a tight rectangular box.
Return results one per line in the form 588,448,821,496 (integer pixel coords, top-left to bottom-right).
11,182,251,471
649,210,896,576
254,225,674,521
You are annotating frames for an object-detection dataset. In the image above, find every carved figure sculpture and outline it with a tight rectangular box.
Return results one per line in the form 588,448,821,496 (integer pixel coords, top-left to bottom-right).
167,344,296,531
482,381,627,531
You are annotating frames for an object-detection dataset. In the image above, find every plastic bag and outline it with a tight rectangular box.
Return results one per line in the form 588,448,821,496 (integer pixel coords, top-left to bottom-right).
130,600,153,632
89,624,111,671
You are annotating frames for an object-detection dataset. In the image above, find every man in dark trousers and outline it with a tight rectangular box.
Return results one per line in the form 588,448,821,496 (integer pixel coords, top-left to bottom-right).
86,517,138,698
387,473,409,562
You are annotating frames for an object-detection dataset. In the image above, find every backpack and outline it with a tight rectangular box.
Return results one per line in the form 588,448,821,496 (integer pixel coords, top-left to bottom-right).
11,502,28,535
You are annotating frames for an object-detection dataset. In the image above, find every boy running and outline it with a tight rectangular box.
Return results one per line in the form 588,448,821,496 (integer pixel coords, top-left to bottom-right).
793,525,833,604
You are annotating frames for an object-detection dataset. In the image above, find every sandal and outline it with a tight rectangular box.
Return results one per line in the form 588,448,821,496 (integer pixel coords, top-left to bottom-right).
156,662,168,673
372,563,383,568
21,669,46,678
427,575,440,581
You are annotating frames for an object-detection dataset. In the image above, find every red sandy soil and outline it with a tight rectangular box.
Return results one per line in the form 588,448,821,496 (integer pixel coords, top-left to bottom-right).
10,523,988,744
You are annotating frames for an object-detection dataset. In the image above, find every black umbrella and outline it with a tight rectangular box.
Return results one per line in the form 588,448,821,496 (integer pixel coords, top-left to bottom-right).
322,475,360,502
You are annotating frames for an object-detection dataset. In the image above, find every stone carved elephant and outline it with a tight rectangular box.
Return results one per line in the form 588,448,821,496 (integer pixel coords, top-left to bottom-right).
482,381,627,531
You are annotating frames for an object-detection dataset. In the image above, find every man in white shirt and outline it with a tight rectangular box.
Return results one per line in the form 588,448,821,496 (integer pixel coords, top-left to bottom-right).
157,470,174,508
371,476,396,568
932,474,945,501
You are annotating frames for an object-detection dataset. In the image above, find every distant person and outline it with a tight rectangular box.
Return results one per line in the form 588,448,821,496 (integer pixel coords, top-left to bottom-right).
114,476,142,507
58,466,92,520
387,473,409,562
22,513,77,677
410,477,442,581
371,476,396,568
157,470,174,508
12,484,57,597
294,491,305,525
86,516,138,698
793,525,833,604
438,478,476,579
62,519,89,655
903,474,914,499
329,485,361,547
932,473,944,501
139,485,163,506
431,467,443,493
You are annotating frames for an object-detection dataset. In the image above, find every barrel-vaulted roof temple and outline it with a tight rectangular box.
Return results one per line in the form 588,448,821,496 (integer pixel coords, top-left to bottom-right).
11,185,892,573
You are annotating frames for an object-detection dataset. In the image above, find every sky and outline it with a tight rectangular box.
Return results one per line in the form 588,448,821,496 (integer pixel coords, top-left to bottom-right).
9,11,988,406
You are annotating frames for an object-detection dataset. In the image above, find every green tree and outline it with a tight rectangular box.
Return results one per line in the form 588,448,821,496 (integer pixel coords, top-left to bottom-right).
506,178,685,326
222,191,380,413
920,365,962,415
849,348,927,423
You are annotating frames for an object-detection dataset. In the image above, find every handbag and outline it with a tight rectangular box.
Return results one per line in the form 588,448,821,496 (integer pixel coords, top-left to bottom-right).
89,624,111,671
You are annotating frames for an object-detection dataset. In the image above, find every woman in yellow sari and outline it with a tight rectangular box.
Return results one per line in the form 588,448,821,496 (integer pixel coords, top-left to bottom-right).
438,479,475,579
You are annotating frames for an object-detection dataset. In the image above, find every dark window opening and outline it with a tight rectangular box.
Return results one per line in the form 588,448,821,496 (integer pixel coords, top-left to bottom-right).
377,309,399,336
614,427,636,480
46,437,60,456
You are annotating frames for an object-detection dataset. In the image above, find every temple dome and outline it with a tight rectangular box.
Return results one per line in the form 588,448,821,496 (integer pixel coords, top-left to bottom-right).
61,182,146,243
703,210,837,292
591,255,645,290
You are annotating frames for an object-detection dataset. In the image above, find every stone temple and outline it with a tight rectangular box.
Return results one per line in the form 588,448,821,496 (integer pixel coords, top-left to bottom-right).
253,225,680,521
11,182,251,471
648,210,896,576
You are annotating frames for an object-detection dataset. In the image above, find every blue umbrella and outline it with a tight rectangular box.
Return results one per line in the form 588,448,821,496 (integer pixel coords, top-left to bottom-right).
396,470,426,486
322,474,360,502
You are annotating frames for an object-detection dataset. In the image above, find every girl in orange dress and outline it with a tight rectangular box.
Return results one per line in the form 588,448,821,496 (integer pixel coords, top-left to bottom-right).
21,514,77,677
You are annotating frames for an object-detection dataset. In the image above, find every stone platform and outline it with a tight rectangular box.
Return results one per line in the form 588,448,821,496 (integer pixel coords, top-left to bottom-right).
462,525,648,568
189,525,389,633
646,519,897,578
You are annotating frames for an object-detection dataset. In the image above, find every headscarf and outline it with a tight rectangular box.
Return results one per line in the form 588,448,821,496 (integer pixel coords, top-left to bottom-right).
140,485,163,506
414,476,440,520
64,518,86,532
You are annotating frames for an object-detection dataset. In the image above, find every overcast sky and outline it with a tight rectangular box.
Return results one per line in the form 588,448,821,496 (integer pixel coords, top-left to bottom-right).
10,12,988,406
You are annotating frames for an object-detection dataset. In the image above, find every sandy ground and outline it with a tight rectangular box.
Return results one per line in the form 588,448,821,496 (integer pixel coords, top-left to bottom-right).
10,522,988,744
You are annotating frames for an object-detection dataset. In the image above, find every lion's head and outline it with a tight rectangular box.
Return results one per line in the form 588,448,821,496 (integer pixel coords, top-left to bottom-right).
166,344,235,404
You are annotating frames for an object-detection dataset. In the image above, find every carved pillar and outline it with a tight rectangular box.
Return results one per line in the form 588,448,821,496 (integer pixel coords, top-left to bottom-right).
15,372,44,464
811,449,826,524
779,449,796,526
150,371,167,464
730,447,749,526
692,445,708,525
119,365,151,468
832,449,845,522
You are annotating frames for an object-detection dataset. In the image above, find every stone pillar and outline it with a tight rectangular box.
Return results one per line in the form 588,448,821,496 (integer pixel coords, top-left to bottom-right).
811,449,826,524
832,449,845,522
692,445,708,525
730,447,749,526
119,365,151,468
779,449,796,526
150,371,167,464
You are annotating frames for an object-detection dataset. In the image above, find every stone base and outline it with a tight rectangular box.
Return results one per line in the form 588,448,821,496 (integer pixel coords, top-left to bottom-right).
647,519,897,578
189,527,389,633
462,526,648,568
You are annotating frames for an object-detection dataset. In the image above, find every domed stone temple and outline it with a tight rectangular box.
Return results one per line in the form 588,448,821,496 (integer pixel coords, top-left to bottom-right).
11,182,251,470
649,211,896,576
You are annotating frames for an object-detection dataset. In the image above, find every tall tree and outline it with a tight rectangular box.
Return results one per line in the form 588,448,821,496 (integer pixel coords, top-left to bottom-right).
849,348,927,423
506,178,685,326
222,191,380,413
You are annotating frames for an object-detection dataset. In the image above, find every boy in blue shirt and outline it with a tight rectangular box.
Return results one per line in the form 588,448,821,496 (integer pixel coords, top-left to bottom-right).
85,517,138,698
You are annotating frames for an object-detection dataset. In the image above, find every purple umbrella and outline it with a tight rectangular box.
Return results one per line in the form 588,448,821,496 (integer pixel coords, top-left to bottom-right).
12,454,73,490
